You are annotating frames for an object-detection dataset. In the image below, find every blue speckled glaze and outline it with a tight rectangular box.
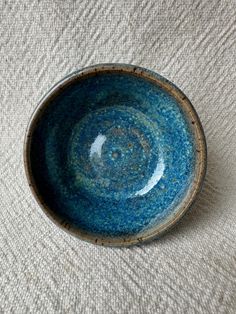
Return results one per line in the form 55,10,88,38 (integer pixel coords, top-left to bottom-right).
30,70,196,237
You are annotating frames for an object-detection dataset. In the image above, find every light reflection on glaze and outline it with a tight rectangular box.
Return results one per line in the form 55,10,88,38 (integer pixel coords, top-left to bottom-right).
134,156,165,196
89,134,107,159
88,130,165,198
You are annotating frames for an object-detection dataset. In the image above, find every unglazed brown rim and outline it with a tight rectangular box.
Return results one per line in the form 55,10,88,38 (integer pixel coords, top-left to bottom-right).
24,63,207,247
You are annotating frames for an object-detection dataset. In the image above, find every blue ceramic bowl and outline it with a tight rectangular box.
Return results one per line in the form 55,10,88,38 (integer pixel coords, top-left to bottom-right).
24,64,206,246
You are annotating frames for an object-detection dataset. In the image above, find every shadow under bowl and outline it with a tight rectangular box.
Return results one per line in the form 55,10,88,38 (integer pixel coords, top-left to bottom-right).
24,64,207,246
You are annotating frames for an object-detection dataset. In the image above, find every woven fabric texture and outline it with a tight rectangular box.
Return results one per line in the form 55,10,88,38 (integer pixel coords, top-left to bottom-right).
0,1,236,313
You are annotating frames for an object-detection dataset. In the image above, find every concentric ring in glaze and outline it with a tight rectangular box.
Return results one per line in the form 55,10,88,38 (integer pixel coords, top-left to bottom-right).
24,64,206,246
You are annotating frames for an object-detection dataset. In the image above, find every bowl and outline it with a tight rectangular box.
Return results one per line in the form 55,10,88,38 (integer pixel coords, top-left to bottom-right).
24,64,207,246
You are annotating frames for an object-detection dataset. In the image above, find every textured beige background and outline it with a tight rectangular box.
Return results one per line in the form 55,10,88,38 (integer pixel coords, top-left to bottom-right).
0,0,236,313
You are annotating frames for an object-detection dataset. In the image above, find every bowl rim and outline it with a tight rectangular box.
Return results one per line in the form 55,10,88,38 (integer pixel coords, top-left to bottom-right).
24,63,207,247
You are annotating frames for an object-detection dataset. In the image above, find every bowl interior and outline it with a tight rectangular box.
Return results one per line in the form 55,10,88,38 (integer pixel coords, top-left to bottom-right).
27,67,201,244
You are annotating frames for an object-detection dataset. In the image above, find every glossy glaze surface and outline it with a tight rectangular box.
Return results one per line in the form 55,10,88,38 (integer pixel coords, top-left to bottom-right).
28,68,198,240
